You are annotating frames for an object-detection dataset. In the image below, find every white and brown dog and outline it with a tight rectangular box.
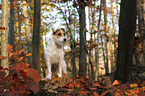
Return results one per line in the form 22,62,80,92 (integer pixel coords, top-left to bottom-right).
44,28,67,80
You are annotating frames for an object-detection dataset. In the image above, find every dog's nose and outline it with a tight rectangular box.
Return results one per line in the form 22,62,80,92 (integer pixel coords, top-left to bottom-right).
63,38,67,42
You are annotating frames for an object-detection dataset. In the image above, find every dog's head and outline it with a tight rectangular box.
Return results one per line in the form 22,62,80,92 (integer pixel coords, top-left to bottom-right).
52,28,67,45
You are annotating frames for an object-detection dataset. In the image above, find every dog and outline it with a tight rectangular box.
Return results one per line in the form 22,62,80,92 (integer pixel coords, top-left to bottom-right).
44,28,67,80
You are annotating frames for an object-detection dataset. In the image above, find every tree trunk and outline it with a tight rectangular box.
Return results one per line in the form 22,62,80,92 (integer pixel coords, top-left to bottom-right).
111,0,116,72
95,0,102,80
1,0,9,75
23,1,32,64
137,0,145,66
32,0,41,72
78,3,87,77
114,0,137,83
103,0,109,75
16,2,22,50
9,0,15,46
23,1,31,54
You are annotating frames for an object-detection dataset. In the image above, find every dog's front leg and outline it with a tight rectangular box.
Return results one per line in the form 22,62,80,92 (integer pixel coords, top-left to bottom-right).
62,60,67,74
46,59,52,79
58,61,63,78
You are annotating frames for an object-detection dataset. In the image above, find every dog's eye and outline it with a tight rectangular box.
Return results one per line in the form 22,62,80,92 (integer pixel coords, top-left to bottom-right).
57,33,61,36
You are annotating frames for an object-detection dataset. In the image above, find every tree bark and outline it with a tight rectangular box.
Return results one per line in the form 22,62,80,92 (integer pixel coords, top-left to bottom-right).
23,1,31,54
78,3,87,77
9,0,15,46
32,0,41,72
1,0,9,75
95,0,102,80
103,0,109,75
137,0,145,66
114,0,137,83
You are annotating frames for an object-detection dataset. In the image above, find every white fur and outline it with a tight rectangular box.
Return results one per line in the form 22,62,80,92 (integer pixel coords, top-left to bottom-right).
44,32,67,80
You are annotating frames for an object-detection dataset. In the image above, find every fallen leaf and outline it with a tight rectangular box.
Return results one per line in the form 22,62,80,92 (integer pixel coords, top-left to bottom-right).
17,57,23,62
100,90,110,96
20,70,29,80
93,92,99,96
92,82,101,87
29,68,41,81
130,83,138,88
26,53,32,56
112,80,120,86
78,90,90,95
30,84,39,94
19,49,25,55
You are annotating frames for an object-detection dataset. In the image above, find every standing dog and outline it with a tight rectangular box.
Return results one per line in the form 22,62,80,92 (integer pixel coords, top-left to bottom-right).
44,28,67,79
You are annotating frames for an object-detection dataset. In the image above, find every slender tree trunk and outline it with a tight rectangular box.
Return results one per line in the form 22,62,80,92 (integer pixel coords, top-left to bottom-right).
103,0,109,74
32,0,41,72
70,25,76,78
60,3,77,78
23,1,31,54
114,0,136,83
111,0,116,72
1,0,9,75
88,5,95,80
23,1,32,64
95,0,102,80
9,0,15,46
78,3,87,77
137,0,145,66
16,2,22,50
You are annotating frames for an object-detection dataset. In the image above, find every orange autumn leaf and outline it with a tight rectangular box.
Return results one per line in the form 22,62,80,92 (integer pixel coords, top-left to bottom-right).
29,68,41,81
19,49,25,55
68,83,74,89
130,83,138,88
142,86,145,91
124,91,132,96
26,53,32,56
93,92,99,96
100,90,110,96
51,77,60,84
78,90,90,95
92,82,101,87
0,55,7,60
112,80,120,86
17,57,23,62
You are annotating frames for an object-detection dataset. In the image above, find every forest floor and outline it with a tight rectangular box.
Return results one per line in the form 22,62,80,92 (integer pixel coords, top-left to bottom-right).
1,46,145,96
35,73,145,96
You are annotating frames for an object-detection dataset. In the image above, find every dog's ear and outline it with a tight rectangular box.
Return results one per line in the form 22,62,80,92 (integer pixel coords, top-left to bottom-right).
60,28,65,32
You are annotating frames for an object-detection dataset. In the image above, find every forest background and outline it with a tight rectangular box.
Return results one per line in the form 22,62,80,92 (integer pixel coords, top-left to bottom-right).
0,0,145,95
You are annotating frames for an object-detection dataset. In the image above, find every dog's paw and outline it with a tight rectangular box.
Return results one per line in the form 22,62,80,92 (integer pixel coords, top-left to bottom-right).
58,74,62,78
41,76,52,80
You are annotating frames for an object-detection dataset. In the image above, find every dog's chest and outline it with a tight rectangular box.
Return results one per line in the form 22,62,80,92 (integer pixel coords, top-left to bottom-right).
45,38,64,63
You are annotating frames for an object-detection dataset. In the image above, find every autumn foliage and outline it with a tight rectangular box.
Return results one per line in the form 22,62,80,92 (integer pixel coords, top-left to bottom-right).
0,44,41,96
0,44,145,95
